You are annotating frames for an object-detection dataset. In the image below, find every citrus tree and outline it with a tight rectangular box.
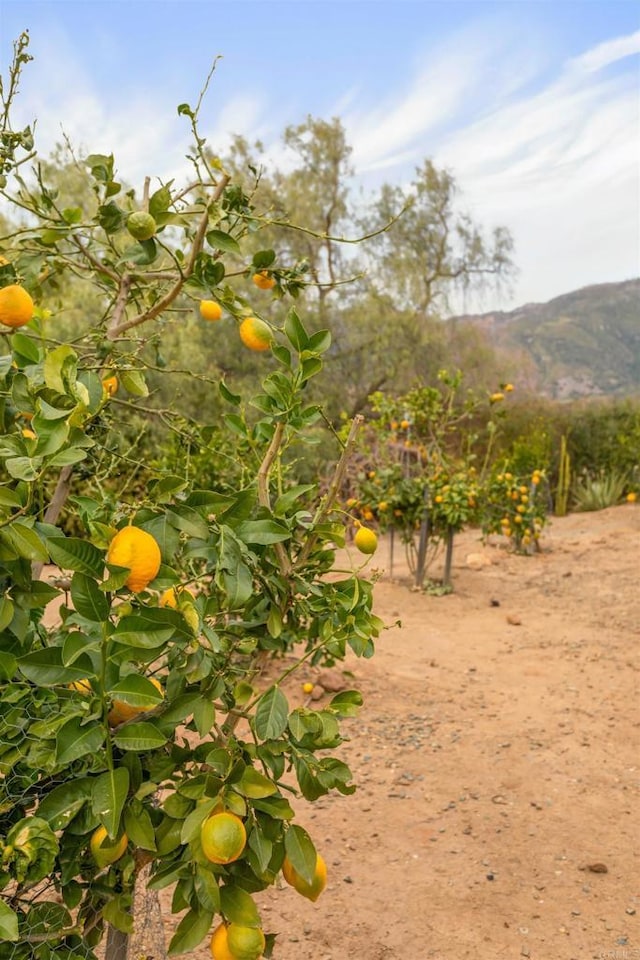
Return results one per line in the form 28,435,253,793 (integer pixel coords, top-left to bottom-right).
342,372,549,585
0,33,383,960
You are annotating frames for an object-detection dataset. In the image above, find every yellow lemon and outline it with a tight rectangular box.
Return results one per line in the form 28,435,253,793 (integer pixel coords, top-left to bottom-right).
159,586,195,608
106,526,161,593
90,826,128,868
108,676,163,727
282,852,327,901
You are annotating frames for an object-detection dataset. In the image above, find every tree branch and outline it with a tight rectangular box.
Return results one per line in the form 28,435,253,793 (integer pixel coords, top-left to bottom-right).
107,174,230,340
256,421,291,576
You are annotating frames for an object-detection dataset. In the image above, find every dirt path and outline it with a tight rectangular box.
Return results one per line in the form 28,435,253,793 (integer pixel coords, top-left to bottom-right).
73,504,637,959
199,504,638,960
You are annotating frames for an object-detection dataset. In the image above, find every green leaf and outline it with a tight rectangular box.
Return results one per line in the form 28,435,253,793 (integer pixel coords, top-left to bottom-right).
168,906,213,956
45,536,104,578
103,896,133,934
30,417,70,456
179,797,218,845
10,332,40,365
124,800,156,851
112,722,167,751
56,718,104,766
307,328,332,354
166,506,210,540
300,356,323,383
193,697,215,737
62,631,96,667
109,674,164,708
194,865,220,912
44,345,78,395
36,779,93,830
0,649,17,680
119,369,149,397
248,824,273,874
284,309,309,351
149,184,173,219
0,899,19,941
0,520,48,562
250,796,294,820
252,249,276,269
71,572,109,622
234,767,277,800
19,648,95,686
273,484,315,515
235,519,290,545
113,609,188,648
62,206,83,224
21,900,71,936
92,767,130,839
206,229,241,255
284,824,317,885
329,690,364,716
254,686,289,740
219,885,260,926
219,380,241,406
4,457,38,481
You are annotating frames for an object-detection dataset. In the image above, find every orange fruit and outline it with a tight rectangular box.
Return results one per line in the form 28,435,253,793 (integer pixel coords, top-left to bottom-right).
21,428,36,440
627,492,637,503
126,211,157,241
252,270,276,291
282,852,327,901
302,682,314,695
210,924,236,960
106,526,161,592
227,923,265,959
0,284,34,328
490,392,505,403
108,676,163,727
90,826,128,868
102,374,118,397
69,678,92,695
239,317,272,352
201,811,246,865
200,300,223,321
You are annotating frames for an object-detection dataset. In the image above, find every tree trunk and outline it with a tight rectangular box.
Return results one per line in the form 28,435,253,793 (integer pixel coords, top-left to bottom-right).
414,485,430,588
105,863,167,960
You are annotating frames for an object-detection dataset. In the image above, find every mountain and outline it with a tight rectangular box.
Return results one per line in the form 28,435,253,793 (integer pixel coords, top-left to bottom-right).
452,279,640,399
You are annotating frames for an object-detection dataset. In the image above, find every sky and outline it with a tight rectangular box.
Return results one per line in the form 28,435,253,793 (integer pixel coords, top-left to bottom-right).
0,0,639,313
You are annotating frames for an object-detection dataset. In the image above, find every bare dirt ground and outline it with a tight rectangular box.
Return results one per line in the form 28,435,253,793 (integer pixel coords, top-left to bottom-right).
172,504,638,960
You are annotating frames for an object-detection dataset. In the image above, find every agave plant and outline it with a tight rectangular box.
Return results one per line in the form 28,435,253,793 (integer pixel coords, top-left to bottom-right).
571,468,629,512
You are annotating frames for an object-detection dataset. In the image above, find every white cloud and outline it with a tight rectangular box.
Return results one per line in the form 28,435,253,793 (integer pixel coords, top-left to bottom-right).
568,28,640,73
339,23,639,310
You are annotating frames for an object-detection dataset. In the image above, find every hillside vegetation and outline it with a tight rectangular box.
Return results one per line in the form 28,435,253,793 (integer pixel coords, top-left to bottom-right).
454,279,640,399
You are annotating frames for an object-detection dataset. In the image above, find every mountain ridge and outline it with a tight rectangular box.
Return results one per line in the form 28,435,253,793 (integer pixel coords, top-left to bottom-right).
452,278,640,399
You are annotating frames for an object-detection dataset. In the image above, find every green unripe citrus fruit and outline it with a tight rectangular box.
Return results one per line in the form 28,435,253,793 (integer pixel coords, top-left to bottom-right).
201,811,246,864
126,211,157,241
227,923,266,959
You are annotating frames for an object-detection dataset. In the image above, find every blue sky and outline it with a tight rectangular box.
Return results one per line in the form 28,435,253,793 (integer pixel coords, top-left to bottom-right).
1,0,639,312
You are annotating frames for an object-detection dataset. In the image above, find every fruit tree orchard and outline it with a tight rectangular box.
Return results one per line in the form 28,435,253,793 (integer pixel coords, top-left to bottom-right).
0,33,388,960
